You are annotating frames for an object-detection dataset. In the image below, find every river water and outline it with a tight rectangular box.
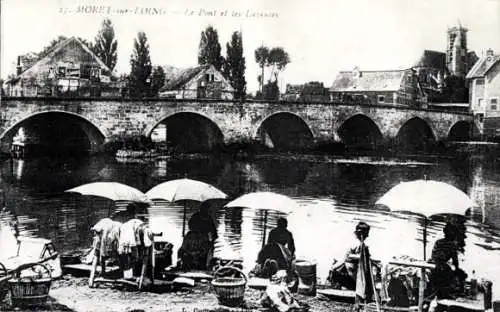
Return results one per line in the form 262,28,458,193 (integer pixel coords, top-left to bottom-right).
1,153,500,297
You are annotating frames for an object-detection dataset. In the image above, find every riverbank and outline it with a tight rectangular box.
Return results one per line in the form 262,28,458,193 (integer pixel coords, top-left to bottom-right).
0,275,353,312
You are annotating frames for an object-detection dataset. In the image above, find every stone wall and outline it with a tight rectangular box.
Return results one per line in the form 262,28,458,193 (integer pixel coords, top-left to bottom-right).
0,98,473,153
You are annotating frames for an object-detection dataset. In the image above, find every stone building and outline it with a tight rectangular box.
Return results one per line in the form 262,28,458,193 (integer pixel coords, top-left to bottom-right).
447,25,469,78
330,67,426,107
4,37,123,97
412,24,478,103
466,49,500,138
282,82,329,102
158,64,234,100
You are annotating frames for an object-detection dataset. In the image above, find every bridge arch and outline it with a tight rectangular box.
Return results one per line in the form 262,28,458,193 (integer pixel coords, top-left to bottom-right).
146,111,224,152
394,116,437,152
337,114,384,150
0,110,106,155
447,120,477,141
253,111,314,150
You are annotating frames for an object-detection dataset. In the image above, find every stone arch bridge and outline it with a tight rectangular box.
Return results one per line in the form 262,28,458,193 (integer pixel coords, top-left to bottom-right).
0,98,474,153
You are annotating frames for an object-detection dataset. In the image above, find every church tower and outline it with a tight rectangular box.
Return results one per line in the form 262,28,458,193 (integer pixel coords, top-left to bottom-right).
446,23,468,77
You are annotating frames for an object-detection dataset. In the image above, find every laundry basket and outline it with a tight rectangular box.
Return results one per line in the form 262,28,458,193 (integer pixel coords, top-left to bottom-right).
0,262,8,301
8,263,52,307
211,266,247,307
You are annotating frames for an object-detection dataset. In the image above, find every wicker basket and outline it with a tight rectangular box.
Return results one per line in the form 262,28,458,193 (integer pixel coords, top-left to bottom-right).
0,262,8,301
8,263,52,307
211,266,247,307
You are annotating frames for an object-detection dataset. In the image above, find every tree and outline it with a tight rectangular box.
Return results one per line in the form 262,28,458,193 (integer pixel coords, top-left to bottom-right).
198,25,224,71
262,80,280,101
254,46,269,95
150,66,166,96
129,31,152,98
268,47,290,82
225,31,246,100
93,19,118,70
255,46,290,99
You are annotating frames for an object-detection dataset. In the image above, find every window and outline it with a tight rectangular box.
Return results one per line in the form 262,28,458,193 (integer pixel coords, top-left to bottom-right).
476,79,485,85
491,98,498,110
476,113,484,123
90,68,100,80
378,95,385,103
478,98,483,107
491,105,497,110
80,65,92,79
57,66,66,77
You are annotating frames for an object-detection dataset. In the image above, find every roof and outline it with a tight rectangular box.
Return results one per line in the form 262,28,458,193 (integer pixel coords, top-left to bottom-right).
9,37,114,82
466,54,500,79
413,50,446,69
330,69,407,92
160,64,211,91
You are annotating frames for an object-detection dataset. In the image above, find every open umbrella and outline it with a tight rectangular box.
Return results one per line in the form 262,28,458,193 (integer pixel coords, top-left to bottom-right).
145,178,228,236
375,179,477,260
224,192,297,247
376,179,478,312
65,182,149,204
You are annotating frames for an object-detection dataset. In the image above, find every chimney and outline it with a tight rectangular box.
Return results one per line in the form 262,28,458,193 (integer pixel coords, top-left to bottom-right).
486,49,494,57
16,56,22,76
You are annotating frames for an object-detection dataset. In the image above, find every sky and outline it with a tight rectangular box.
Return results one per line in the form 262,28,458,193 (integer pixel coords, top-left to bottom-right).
1,0,500,93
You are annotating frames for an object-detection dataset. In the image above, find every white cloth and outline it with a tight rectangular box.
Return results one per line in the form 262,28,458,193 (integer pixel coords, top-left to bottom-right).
141,225,153,248
0,224,18,260
92,218,122,258
118,219,144,254
262,283,300,312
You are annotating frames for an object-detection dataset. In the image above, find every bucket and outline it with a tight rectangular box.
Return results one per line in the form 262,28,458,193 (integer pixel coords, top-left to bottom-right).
295,260,316,296
482,279,493,310
493,300,500,312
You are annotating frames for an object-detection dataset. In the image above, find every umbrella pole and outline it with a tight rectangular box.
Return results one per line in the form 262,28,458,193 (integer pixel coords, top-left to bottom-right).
418,219,428,312
262,210,268,248
423,218,428,261
107,201,112,218
182,202,186,237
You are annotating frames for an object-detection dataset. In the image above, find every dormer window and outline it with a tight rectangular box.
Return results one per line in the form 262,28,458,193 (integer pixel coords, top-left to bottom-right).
58,66,66,77
90,68,100,79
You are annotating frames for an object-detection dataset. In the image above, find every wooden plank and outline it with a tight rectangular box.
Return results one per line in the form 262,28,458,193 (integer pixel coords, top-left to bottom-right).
174,271,214,280
437,299,484,311
94,277,140,288
387,260,435,270
63,263,120,273
247,277,270,290
359,304,419,312
317,288,356,298
172,277,195,287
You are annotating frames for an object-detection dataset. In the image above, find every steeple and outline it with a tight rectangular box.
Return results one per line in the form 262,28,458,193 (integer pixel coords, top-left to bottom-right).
446,22,468,77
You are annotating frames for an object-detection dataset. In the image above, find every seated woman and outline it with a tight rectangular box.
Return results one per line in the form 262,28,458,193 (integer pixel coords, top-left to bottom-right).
177,219,213,271
328,221,371,290
428,221,467,299
251,228,295,279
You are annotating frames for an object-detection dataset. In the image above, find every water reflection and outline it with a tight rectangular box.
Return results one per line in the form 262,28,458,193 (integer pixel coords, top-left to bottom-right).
1,154,500,290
